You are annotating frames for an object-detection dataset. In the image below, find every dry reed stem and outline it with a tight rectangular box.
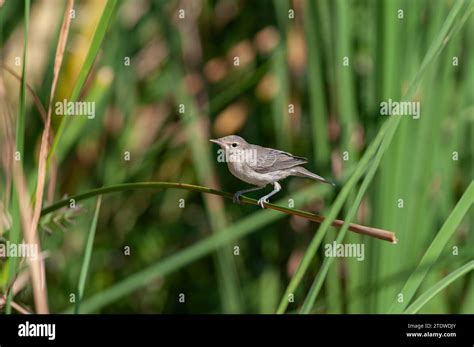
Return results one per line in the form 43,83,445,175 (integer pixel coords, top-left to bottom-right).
27,0,75,313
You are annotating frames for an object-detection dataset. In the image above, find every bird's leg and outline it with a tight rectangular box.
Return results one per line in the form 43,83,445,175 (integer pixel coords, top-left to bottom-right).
233,185,266,204
257,182,281,208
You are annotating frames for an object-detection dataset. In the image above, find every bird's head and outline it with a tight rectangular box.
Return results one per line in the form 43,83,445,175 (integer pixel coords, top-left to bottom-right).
209,135,248,154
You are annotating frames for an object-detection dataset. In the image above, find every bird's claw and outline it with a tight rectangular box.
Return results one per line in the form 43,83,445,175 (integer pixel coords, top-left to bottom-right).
257,198,268,209
233,192,242,204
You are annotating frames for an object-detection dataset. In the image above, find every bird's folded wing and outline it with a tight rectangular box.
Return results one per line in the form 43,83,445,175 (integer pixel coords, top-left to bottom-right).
249,147,308,173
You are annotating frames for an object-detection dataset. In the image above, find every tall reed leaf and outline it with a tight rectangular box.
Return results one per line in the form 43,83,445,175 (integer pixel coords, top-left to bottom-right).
75,196,102,314
390,182,474,313
47,0,117,167
5,0,30,314
404,261,474,314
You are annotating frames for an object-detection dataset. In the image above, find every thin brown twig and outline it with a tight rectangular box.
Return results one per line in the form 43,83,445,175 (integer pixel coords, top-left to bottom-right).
12,161,48,313
28,0,75,314
1,99,49,312
0,65,59,203
0,64,48,122
40,182,397,243
10,300,32,314
47,158,58,204
0,100,15,208
0,296,32,314
267,204,396,243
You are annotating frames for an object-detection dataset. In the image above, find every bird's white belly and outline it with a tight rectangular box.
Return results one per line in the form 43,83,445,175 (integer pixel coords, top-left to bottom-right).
226,161,290,186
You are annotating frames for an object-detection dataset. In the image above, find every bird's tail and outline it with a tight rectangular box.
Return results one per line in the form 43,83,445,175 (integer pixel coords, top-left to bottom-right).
290,166,335,186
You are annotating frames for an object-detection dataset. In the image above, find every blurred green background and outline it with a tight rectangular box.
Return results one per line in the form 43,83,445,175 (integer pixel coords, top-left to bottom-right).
0,0,472,314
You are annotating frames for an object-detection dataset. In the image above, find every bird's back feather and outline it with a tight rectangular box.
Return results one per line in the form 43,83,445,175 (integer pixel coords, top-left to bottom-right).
248,145,307,173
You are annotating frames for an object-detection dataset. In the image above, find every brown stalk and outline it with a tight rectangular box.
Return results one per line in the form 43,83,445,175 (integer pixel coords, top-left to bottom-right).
0,65,59,204
28,0,74,313
1,63,61,204
0,298,31,314
0,100,15,208
266,204,396,243
0,64,48,122
12,161,48,313
2,98,48,313
40,182,397,244
10,301,32,314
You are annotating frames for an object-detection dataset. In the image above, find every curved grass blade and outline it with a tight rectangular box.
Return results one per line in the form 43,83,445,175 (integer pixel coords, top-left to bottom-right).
404,261,474,314
46,0,117,168
75,196,102,314
389,181,474,313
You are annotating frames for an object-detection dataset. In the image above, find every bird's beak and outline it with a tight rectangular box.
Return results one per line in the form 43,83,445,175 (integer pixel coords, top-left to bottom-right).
209,139,222,145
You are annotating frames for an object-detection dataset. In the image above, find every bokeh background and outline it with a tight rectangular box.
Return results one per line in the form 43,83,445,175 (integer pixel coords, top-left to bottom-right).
0,0,473,314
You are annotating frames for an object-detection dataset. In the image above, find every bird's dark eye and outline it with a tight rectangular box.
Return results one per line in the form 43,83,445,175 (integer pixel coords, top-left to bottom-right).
231,143,238,148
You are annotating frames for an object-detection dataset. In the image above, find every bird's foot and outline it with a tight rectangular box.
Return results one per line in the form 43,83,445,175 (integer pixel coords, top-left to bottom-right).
257,197,269,209
233,192,242,204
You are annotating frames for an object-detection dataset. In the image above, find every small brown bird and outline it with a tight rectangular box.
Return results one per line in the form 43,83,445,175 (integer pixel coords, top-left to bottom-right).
210,135,334,208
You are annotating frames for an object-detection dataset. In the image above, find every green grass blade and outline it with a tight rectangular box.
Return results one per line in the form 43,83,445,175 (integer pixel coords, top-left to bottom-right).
389,181,474,313
14,0,29,157
75,196,102,314
5,0,30,314
404,261,474,314
47,0,117,167
303,0,329,166
334,0,357,153
271,45,291,149
271,0,291,149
